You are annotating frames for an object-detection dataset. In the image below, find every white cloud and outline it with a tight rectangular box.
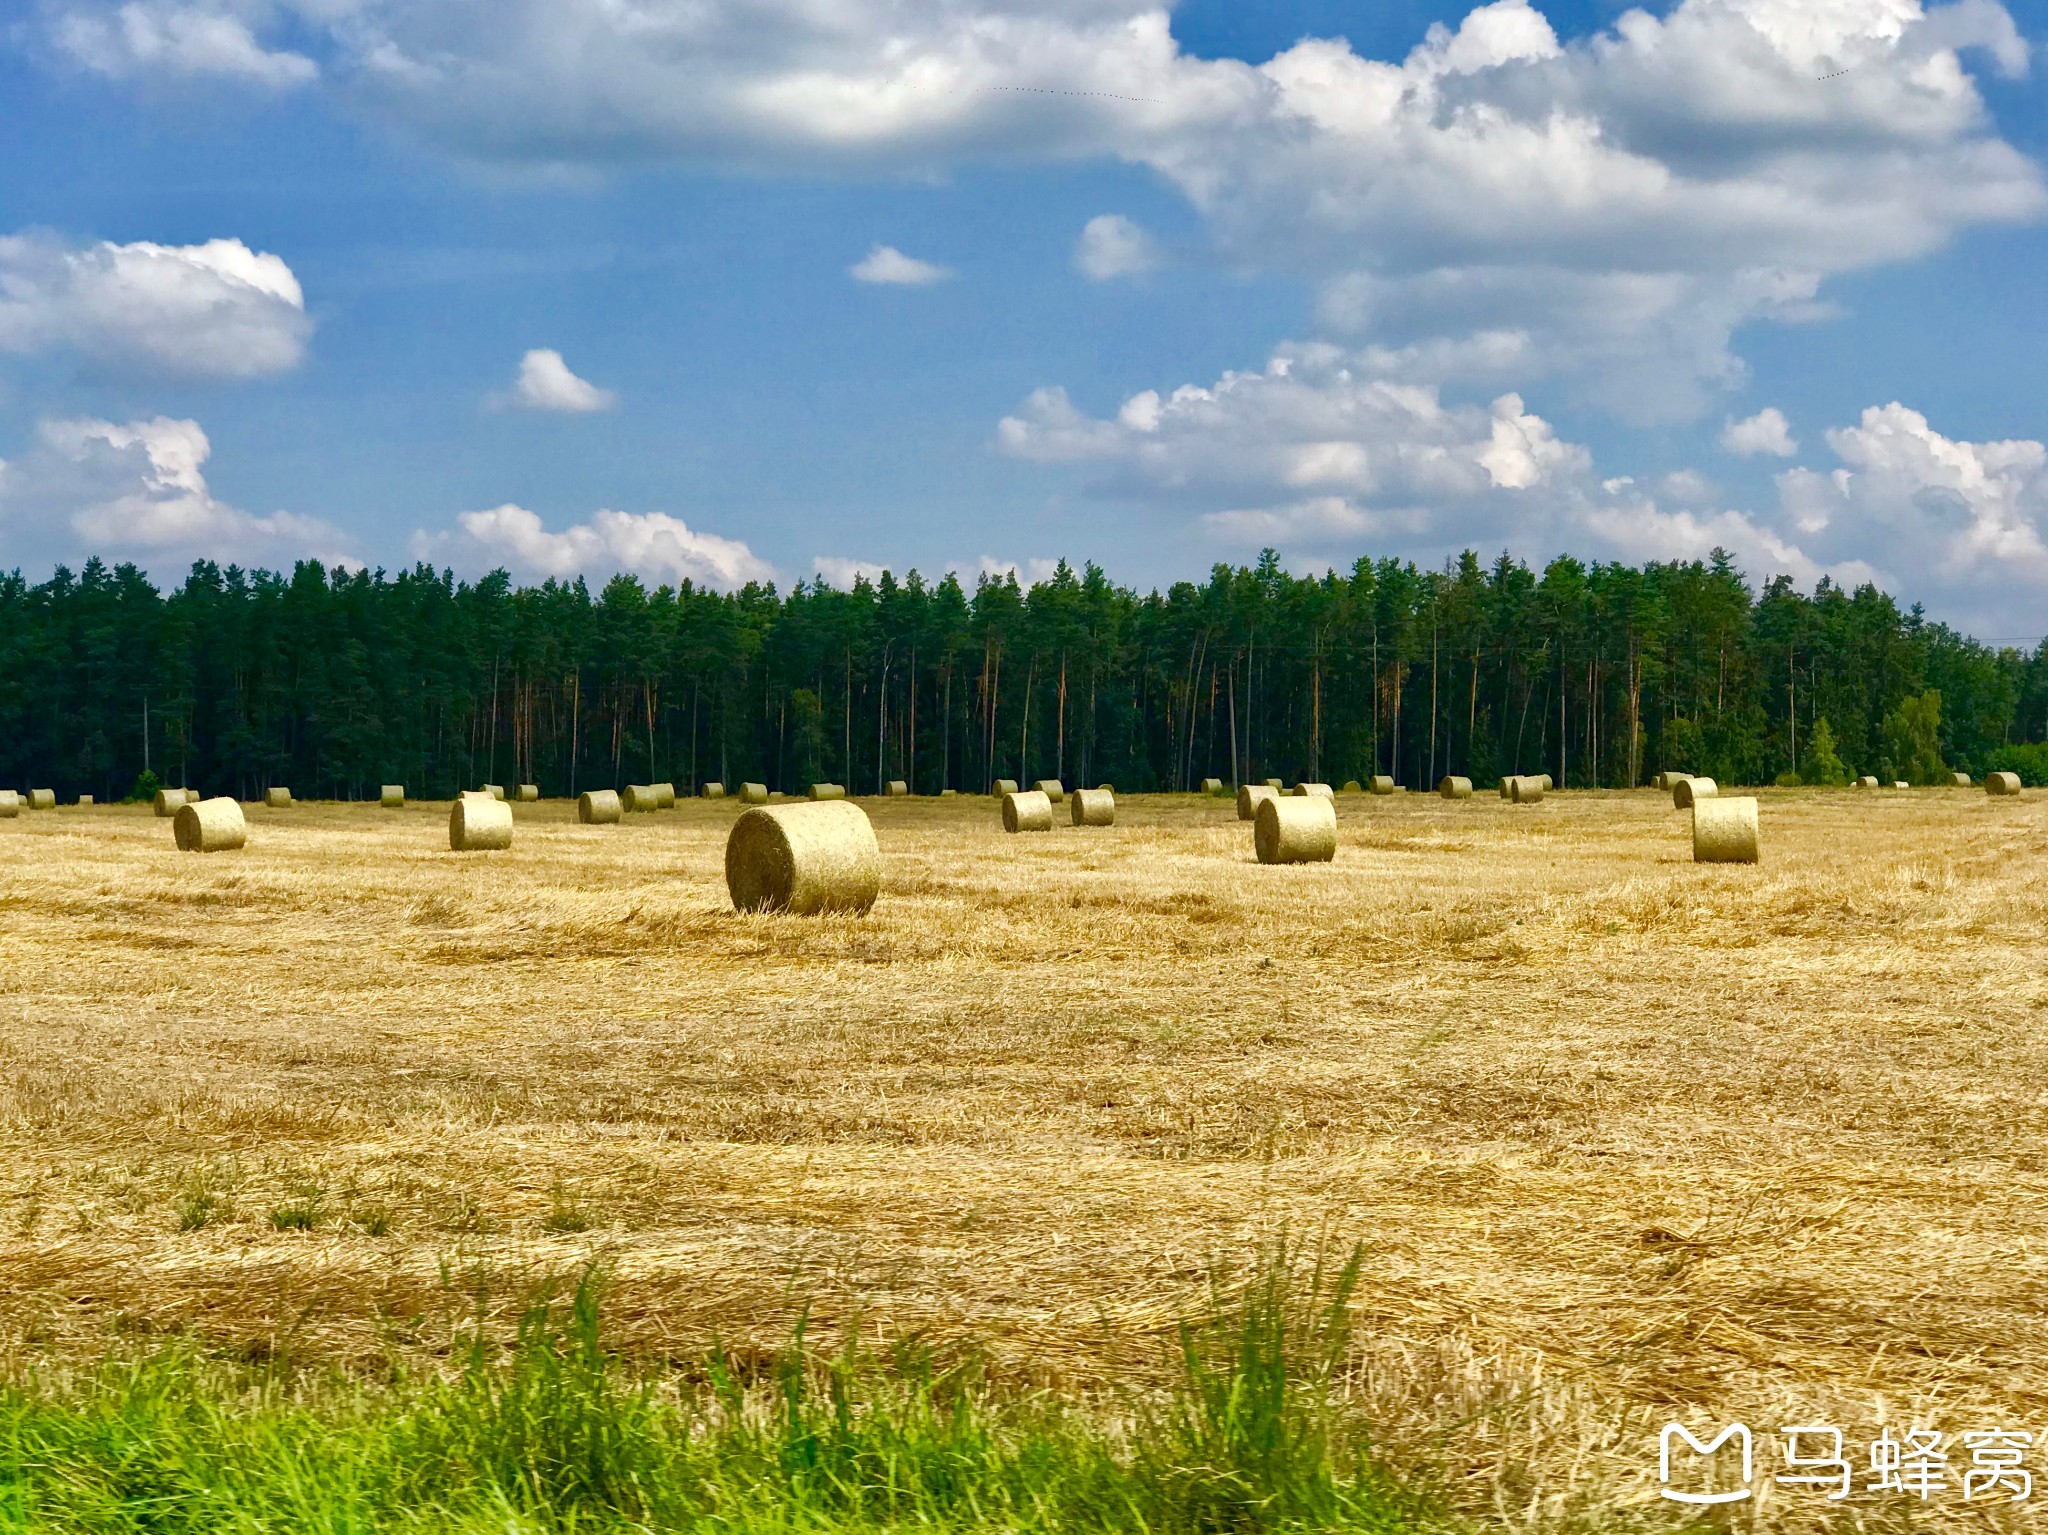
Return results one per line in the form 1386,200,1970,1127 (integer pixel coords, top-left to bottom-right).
1074,214,1157,280
497,348,617,413
848,245,951,286
813,555,887,587
0,415,353,567
962,555,1060,587
0,232,310,379
44,1,317,88
1722,407,1800,457
413,504,775,590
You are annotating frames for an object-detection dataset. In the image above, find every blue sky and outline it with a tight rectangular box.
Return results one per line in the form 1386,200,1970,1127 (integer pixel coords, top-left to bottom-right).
1,0,2045,633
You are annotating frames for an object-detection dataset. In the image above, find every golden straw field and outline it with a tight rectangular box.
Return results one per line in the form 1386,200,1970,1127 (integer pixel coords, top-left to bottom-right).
2,788,2045,1528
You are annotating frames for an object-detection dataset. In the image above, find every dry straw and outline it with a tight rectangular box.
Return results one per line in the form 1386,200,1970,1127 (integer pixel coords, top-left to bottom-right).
1987,770,2022,796
887,780,908,797
173,796,246,853
725,799,880,915
577,789,622,825
1200,777,1224,795
28,789,54,810
1674,776,1718,809
1255,794,1336,865
1237,783,1278,821
1070,787,1114,826
516,784,540,802
1002,789,1054,833
379,785,404,808
993,778,1020,796
809,783,847,801
1510,775,1545,804
701,783,727,800
152,788,189,817
449,795,513,852
1292,782,1334,799
1369,775,1395,794
739,783,768,805
1438,776,1473,799
1034,779,1065,802
1692,795,1760,864
264,787,292,809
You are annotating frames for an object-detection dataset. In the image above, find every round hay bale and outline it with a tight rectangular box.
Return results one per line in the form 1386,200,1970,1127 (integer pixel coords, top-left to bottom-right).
726,799,879,915
0,790,18,819
1893,780,1909,790
940,788,958,797
1953,772,1973,787
1255,794,1336,865
1340,780,1362,793
578,789,622,824
1002,789,1054,833
1237,783,1278,821
516,784,540,802
1292,782,1334,799
380,785,405,808
1437,776,1472,800
1070,787,1114,826
1510,775,1545,804
28,789,55,810
1498,777,1514,798
993,778,1020,796
263,786,292,809
482,784,506,801
1369,775,1395,795
1692,796,1759,864
809,783,846,801
700,783,726,801
152,787,189,817
1034,779,1065,802
1856,775,1879,788
1199,777,1224,795
886,780,908,797
1674,776,1718,809
449,795,513,851
1987,770,2022,796
1537,774,1554,791
174,796,246,853
76,794,94,807
739,782,768,805
1262,777,1284,792
651,782,677,808
623,784,661,812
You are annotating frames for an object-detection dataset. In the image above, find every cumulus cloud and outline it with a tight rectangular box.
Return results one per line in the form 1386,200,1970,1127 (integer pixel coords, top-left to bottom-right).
813,555,888,587
413,504,775,590
42,0,317,88
848,245,951,286
1722,407,1800,457
1074,214,1157,280
496,348,617,413
0,232,310,379
0,415,353,567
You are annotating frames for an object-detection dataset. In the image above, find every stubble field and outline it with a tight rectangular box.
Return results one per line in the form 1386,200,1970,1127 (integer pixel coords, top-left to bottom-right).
1,785,2044,1530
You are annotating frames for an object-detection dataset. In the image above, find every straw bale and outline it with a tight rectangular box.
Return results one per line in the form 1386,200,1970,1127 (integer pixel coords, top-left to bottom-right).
1200,777,1223,795
578,789,622,824
1340,780,1362,793
173,796,246,853
1034,779,1065,802
940,788,957,797
1987,770,2022,796
1236,783,1278,821
993,778,1019,796
652,783,677,808
1498,777,1514,798
700,784,726,800
1674,776,1718,809
27,788,54,810
76,795,93,806
449,794,513,852
725,799,879,915
622,785,661,812
1070,787,1114,826
886,780,908,797
264,787,292,809
1369,775,1395,794
1292,782,1334,799
1262,777,1284,791
1437,776,1473,799
1692,795,1760,864
1002,790,1054,833
0,790,17,819
1893,780,1909,790
482,784,506,801
1254,794,1337,865
809,783,846,801
739,783,768,805
516,784,540,802
1953,772,1973,787
379,785,404,808
1856,775,1879,788
151,789,186,817
1537,774,1554,791
1510,775,1545,804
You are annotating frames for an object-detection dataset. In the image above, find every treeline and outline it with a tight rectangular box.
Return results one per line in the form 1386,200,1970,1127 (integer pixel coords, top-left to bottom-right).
4,548,2045,803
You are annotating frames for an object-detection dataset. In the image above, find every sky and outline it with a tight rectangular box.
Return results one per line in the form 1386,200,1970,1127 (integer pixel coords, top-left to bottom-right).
0,0,2045,635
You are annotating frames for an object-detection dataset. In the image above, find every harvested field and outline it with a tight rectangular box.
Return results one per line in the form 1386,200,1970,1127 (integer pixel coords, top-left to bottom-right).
0,788,2043,1530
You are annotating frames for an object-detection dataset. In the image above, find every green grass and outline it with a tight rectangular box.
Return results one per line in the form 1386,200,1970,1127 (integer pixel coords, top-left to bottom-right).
0,1252,1440,1533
